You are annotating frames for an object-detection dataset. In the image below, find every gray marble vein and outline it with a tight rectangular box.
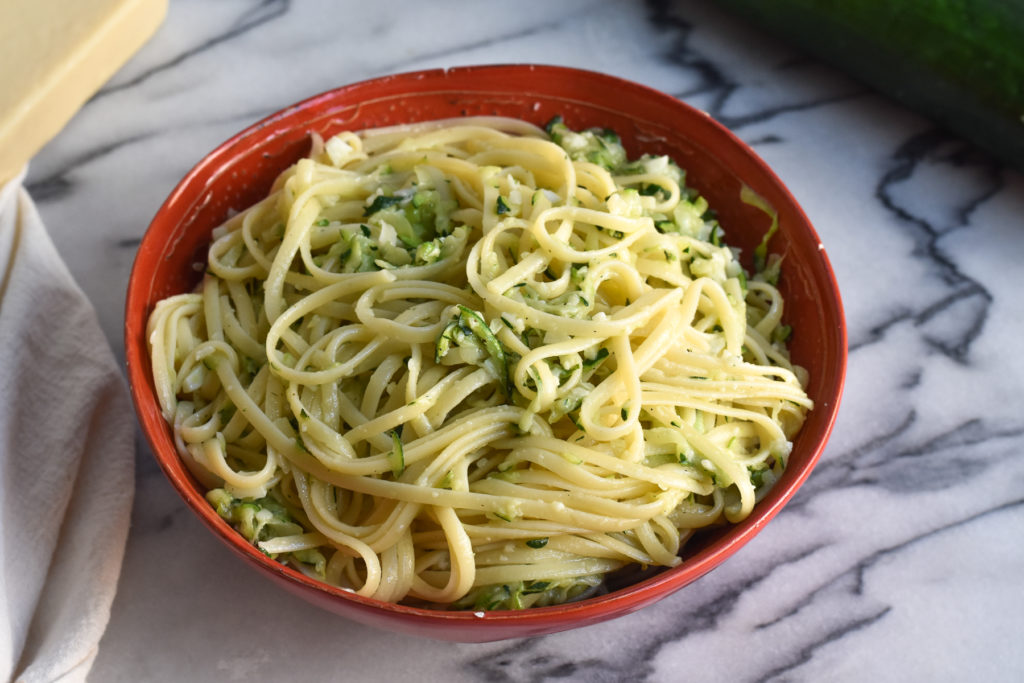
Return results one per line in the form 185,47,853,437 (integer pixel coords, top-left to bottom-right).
24,0,1024,680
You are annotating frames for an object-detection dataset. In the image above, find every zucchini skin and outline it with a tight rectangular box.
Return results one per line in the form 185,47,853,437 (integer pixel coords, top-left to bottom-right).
713,0,1024,171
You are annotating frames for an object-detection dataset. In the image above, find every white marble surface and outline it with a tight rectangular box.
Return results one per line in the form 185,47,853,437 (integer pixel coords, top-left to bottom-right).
27,0,1024,680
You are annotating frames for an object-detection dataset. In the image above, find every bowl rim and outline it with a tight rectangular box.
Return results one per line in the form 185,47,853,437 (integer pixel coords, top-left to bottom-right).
125,63,847,633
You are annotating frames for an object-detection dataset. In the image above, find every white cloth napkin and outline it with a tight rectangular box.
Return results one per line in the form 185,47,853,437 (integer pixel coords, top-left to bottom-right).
0,170,134,683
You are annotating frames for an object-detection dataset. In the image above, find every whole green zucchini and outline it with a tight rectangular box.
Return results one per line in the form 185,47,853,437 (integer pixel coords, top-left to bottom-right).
712,0,1024,172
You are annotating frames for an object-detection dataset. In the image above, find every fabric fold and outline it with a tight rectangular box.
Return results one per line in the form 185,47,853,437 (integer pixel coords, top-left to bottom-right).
0,169,135,683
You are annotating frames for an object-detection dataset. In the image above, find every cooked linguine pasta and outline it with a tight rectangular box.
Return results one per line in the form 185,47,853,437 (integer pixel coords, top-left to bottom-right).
147,116,811,610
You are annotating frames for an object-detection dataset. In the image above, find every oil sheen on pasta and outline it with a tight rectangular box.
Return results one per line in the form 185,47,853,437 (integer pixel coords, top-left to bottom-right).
147,116,811,610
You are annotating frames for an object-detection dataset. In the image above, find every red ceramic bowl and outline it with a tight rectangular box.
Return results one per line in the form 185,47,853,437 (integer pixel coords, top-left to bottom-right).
125,64,846,642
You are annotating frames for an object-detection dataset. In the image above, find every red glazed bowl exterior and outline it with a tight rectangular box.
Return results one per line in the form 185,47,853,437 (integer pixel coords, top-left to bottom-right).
125,64,847,642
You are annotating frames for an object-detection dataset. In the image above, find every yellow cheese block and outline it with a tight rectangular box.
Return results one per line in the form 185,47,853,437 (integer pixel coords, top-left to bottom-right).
0,0,167,184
